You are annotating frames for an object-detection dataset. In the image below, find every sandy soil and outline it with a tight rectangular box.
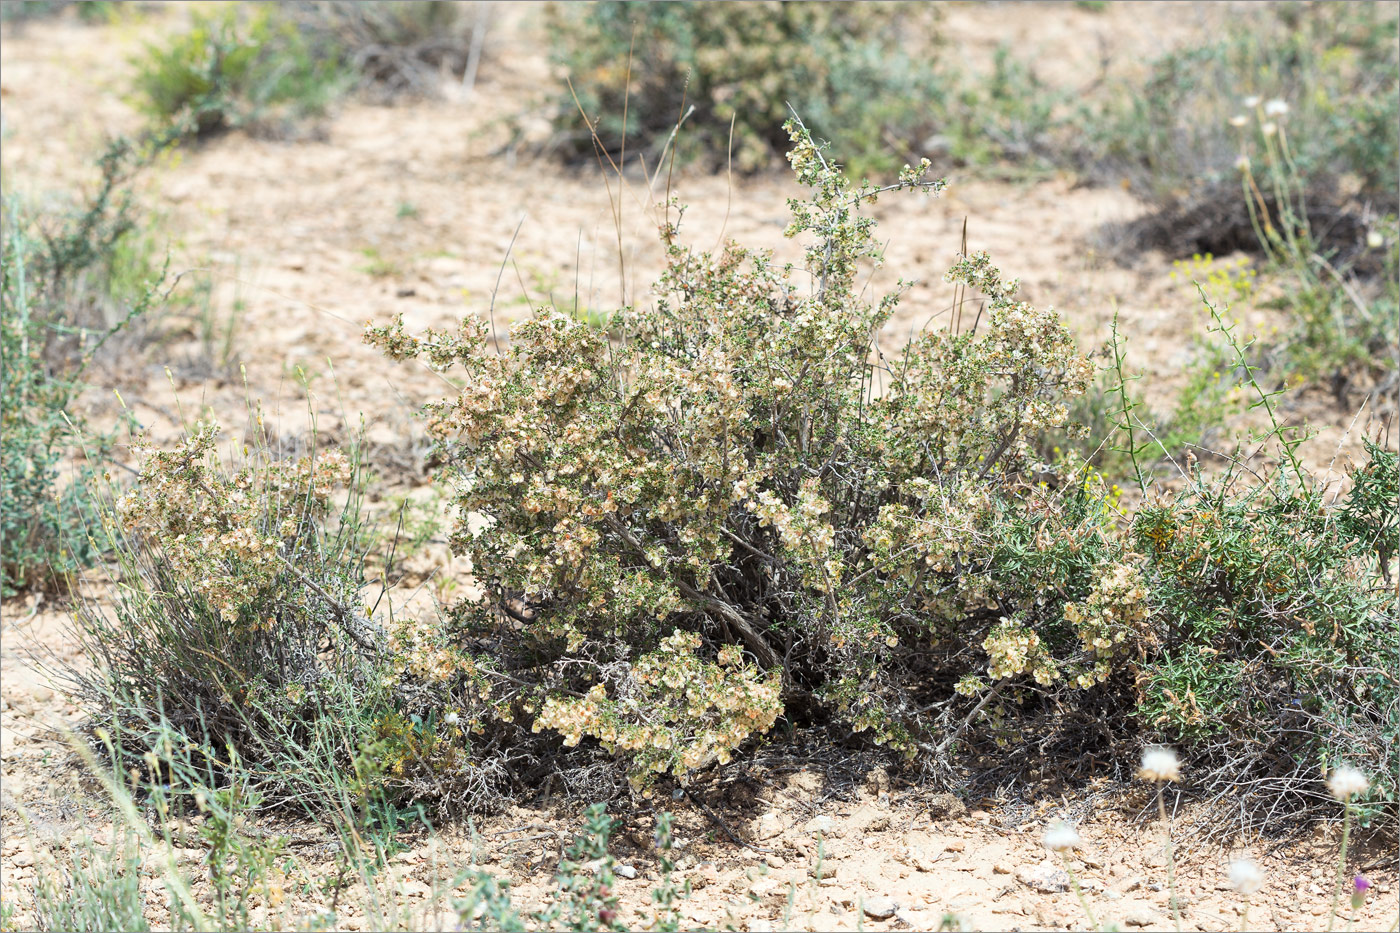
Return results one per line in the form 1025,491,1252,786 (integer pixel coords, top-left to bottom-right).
1,3,1396,930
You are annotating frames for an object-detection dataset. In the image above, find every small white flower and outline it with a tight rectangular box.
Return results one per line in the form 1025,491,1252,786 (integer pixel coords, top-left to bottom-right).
1327,766,1369,801
1260,122,1278,137
1228,858,1264,895
1263,98,1289,117
1138,746,1181,782
1042,822,1081,853
1243,95,1262,108
444,711,461,726
1235,154,1251,172
1366,230,1385,249
1229,114,1249,128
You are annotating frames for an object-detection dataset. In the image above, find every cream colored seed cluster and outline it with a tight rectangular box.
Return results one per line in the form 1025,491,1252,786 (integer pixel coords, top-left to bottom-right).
983,617,1059,685
119,425,351,624
532,631,782,790
1062,560,1152,687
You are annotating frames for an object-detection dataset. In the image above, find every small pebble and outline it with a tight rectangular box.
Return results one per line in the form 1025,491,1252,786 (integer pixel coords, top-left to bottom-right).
863,895,899,920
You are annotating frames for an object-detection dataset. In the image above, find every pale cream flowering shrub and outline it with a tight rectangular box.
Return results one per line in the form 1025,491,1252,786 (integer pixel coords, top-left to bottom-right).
367,121,1155,784
64,420,391,810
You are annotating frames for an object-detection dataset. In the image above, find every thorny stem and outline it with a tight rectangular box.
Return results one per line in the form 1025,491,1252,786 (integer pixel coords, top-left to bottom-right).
1195,285,1307,483
1108,311,1147,494
1157,786,1182,932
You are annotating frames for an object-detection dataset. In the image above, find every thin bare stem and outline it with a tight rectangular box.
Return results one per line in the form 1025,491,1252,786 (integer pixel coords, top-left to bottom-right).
1327,805,1353,933
1061,854,1099,931
1158,786,1182,932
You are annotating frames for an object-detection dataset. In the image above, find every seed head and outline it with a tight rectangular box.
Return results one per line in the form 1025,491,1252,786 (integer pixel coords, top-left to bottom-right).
1138,746,1181,783
1042,821,1081,853
1234,154,1251,172
1228,858,1264,895
1327,766,1369,801
1229,114,1249,128
1260,122,1278,137
1243,95,1262,108
1263,99,1289,117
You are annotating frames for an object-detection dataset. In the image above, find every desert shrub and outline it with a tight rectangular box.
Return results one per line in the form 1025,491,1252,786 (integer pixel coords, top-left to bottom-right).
129,4,348,139
60,420,399,815
544,2,1060,177
0,1,116,25
367,123,1395,837
0,242,99,596
0,138,166,596
1091,2,1398,263
286,1,494,101
369,123,1167,789
1131,443,1398,830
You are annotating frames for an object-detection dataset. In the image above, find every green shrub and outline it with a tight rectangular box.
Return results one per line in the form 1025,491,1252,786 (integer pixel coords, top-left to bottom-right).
0,138,166,597
1131,447,1397,827
129,4,349,139
544,2,1060,177
0,267,99,596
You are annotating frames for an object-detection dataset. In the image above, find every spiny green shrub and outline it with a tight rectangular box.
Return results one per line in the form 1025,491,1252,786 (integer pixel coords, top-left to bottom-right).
544,2,1060,177
0,138,166,596
130,4,348,139
1131,444,1398,829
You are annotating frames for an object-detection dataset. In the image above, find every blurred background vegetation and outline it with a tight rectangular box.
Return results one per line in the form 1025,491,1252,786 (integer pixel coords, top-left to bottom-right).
0,5,1396,925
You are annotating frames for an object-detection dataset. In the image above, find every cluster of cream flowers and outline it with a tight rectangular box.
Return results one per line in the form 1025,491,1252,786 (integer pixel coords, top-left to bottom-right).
983,617,1059,686
1062,560,1152,687
119,424,352,625
531,631,782,791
